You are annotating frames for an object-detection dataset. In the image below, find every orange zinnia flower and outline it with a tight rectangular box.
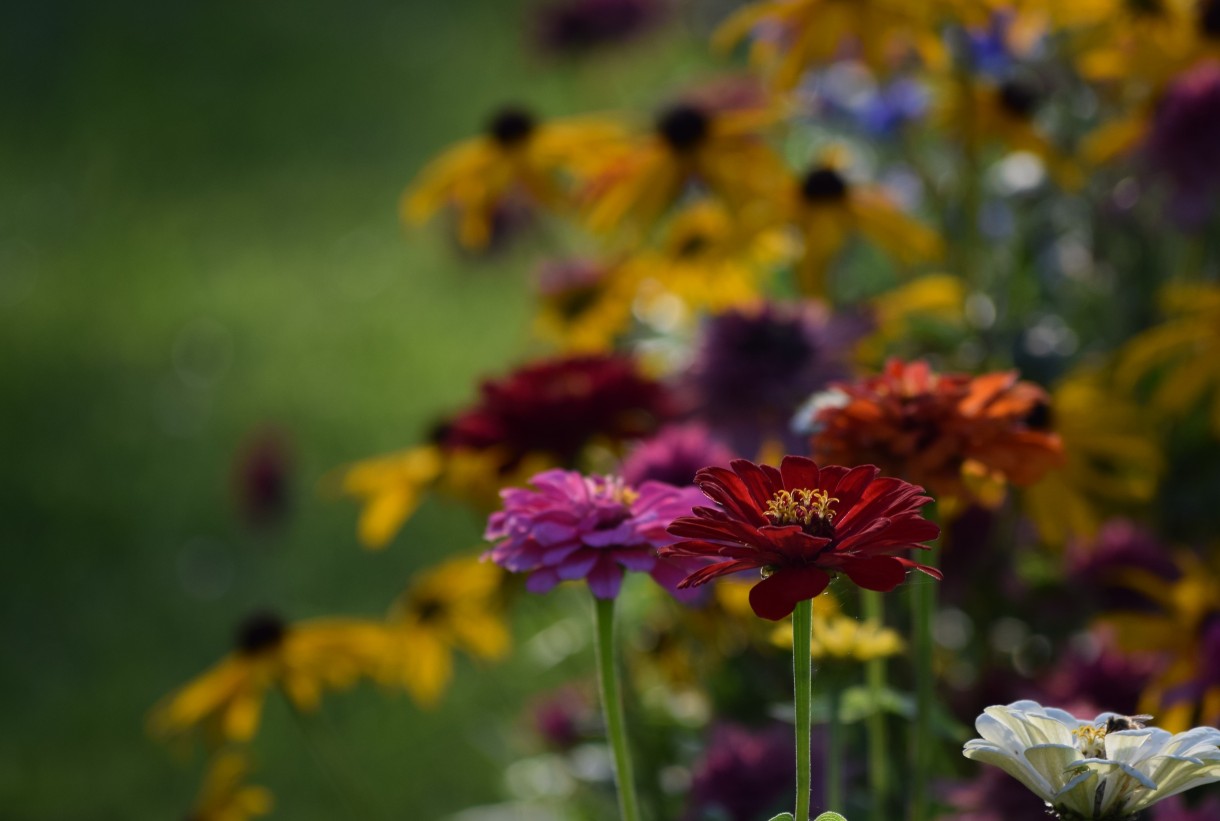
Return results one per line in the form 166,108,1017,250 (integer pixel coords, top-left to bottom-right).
807,359,1063,508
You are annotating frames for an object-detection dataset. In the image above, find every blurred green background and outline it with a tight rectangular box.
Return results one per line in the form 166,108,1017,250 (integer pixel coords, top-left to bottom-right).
0,1,719,817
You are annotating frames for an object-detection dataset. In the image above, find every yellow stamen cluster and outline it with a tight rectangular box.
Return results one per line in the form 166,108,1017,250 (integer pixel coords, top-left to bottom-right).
765,488,838,527
597,477,640,506
1072,724,1109,759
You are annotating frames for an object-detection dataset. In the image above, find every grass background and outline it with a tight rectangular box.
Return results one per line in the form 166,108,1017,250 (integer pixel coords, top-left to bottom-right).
0,1,723,817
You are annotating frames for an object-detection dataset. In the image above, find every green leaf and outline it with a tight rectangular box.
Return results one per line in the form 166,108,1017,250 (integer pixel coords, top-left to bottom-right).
766,815,795,821
814,814,848,821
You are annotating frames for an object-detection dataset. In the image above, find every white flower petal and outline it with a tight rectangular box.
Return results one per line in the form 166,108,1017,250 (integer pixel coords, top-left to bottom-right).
964,742,1055,801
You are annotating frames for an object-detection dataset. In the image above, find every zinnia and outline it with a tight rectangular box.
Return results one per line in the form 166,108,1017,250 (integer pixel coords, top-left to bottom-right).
483,469,706,599
661,456,941,620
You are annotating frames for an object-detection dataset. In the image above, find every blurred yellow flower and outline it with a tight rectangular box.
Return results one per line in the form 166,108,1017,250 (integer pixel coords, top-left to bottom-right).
403,107,622,249
1118,282,1220,436
1023,369,1164,546
788,163,943,295
856,273,967,365
335,445,444,550
532,258,637,353
623,200,790,323
1028,0,1207,88
1100,552,1220,732
713,0,946,89
937,77,1083,190
383,555,511,708
772,593,905,663
149,615,396,745
187,752,272,821
582,102,785,236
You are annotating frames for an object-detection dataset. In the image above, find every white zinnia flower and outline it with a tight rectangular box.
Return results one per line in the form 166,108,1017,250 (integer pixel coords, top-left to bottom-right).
963,700,1220,820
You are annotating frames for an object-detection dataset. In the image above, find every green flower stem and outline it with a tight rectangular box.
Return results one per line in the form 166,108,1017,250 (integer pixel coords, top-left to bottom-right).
793,597,814,821
825,674,844,813
594,594,642,821
861,590,890,821
910,564,938,821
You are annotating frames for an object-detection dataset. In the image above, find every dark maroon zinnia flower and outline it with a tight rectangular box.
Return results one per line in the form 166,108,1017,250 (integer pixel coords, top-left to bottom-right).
534,0,664,56
661,456,941,620
443,354,676,471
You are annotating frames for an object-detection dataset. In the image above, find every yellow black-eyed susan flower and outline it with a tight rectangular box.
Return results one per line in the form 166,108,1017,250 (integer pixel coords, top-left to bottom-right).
1032,0,1204,87
149,613,396,744
1023,368,1164,546
382,555,510,707
532,257,637,353
335,445,444,550
1101,552,1220,732
622,199,791,324
403,106,622,249
581,100,785,236
186,752,272,821
856,273,967,365
772,592,905,663
938,75,1083,190
787,162,943,295
713,0,946,89
1118,282,1220,436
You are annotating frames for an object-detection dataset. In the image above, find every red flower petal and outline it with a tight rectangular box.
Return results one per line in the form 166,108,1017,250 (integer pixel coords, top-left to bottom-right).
748,565,831,621
779,455,821,491
677,558,760,588
838,556,907,591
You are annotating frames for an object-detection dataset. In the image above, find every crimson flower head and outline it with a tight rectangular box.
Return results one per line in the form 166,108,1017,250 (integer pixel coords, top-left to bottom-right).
484,469,706,599
442,354,675,472
661,456,941,620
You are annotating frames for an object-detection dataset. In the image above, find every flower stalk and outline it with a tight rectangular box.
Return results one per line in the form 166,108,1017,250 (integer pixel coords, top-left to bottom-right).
910,566,936,821
824,671,844,814
594,594,642,821
861,589,890,821
794,597,814,821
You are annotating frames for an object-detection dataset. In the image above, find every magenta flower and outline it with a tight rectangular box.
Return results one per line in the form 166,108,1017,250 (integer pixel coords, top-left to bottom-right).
483,469,706,599
620,423,738,488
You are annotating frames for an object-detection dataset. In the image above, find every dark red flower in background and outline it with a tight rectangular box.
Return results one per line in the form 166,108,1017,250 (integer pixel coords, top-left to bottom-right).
232,428,293,530
534,0,665,56
661,456,941,620
442,354,676,471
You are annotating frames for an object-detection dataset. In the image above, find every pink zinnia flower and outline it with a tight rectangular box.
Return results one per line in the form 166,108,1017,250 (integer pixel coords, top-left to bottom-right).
484,469,705,599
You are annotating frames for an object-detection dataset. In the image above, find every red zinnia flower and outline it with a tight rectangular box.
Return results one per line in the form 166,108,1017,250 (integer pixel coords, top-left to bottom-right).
441,354,676,472
661,456,941,620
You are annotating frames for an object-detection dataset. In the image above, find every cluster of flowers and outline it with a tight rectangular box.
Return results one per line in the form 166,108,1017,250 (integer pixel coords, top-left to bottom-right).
151,0,1220,818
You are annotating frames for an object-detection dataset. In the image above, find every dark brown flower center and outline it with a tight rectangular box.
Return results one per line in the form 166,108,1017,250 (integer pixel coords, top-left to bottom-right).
765,488,838,538
415,597,447,623
998,79,1040,119
1202,0,1220,37
1024,399,1053,431
657,104,710,152
799,166,849,203
554,284,603,319
1126,0,1165,16
488,106,537,147
676,232,711,258
235,610,287,655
